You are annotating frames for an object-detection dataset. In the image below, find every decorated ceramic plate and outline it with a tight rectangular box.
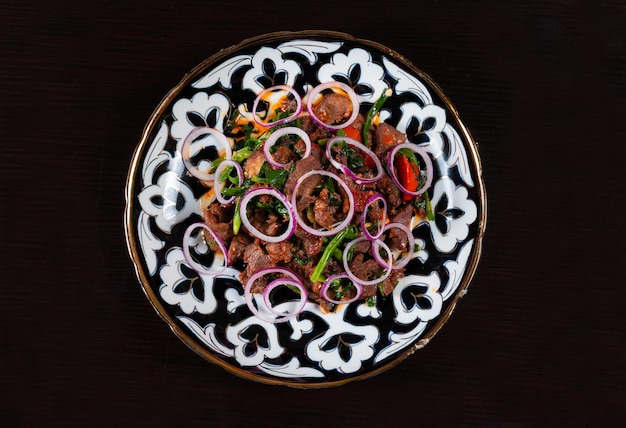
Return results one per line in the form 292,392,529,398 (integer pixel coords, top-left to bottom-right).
125,30,486,387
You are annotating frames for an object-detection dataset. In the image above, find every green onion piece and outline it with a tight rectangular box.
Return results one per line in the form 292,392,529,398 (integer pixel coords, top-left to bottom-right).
232,148,253,163
233,196,242,235
310,225,358,283
424,192,435,221
362,88,391,147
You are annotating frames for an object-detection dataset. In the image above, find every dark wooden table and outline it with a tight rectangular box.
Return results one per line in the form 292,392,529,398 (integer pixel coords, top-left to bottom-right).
3,1,625,426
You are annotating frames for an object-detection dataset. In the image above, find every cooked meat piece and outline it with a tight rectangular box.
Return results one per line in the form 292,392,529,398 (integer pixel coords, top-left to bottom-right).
391,203,414,227
265,241,294,264
227,233,252,265
313,92,353,125
202,202,234,246
349,253,384,286
241,241,272,291
350,113,365,131
280,96,299,113
366,196,385,224
353,239,372,254
338,173,376,214
379,269,403,296
313,188,340,230
360,269,403,298
294,227,323,258
243,150,266,179
376,173,402,210
283,151,323,199
373,122,406,160
247,209,283,237
299,113,334,142
388,203,415,251
272,145,297,165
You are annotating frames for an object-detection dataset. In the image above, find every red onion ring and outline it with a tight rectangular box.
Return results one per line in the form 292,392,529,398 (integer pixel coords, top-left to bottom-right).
244,267,303,323
387,142,433,197
290,169,355,237
263,278,308,318
252,85,302,128
325,136,384,184
239,187,296,243
342,237,393,286
181,127,232,182
321,273,363,305
213,160,243,205
263,126,311,169
373,222,415,270
361,193,387,241
305,82,359,130
182,222,228,275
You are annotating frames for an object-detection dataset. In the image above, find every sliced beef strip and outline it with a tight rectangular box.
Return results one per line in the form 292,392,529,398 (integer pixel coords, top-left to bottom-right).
294,227,323,258
373,122,406,160
313,92,353,126
299,113,334,142
227,233,252,265
272,145,297,165
339,172,376,214
348,253,384,291
360,268,403,298
376,173,402,211
283,147,323,199
247,209,283,237
240,241,273,291
313,187,341,230
388,203,415,251
202,202,234,246
265,241,294,264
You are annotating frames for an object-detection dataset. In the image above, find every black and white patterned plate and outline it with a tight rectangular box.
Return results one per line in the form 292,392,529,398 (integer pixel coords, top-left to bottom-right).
124,31,486,387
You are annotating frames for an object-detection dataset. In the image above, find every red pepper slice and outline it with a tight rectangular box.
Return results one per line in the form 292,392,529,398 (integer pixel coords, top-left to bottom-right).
343,125,361,142
395,154,420,201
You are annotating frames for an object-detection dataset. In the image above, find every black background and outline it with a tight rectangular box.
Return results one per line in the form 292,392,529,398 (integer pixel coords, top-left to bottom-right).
2,1,625,426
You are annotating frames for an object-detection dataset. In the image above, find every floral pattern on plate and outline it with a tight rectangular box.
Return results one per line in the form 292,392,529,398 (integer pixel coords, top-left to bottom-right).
125,31,486,387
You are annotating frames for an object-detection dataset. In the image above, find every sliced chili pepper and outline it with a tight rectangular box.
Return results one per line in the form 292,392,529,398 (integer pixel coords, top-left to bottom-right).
395,154,420,201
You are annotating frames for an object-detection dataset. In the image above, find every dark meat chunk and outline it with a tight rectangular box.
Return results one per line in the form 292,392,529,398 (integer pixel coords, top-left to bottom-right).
283,147,323,198
272,145,297,165
202,202,234,246
243,150,265,179
227,233,252,265
265,241,294,264
299,113,334,142
294,227,323,258
350,113,365,131
313,188,340,230
388,203,415,251
313,93,353,126
241,241,272,291
373,122,406,160
339,173,376,214
353,238,372,254
247,209,283,237
376,173,402,210
361,269,403,298
349,253,384,290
